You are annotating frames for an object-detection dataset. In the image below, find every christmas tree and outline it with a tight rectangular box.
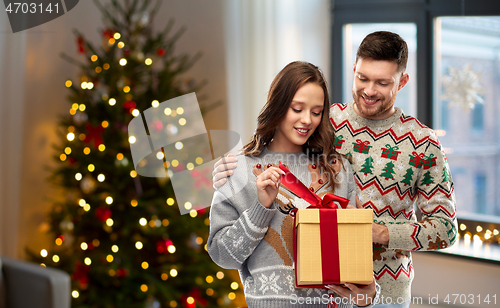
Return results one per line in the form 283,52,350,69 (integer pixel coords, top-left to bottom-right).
441,166,451,183
359,156,374,175
380,161,396,180
400,168,414,186
27,1,238,307
421,170,435,186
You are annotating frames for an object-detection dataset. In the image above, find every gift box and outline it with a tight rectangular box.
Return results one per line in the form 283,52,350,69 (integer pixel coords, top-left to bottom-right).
277,162,373,288
294,208,373,286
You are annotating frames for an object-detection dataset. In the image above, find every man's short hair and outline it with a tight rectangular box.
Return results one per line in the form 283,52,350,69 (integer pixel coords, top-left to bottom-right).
356,31,408,73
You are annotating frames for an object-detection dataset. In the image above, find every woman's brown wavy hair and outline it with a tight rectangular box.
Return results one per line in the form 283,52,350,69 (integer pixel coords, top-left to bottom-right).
242,61,340,191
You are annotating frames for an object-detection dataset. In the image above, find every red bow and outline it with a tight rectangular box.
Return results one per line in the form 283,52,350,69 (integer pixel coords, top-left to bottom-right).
84,124,105,149
355,139,370,146
278,162,348,209
411,151,425,159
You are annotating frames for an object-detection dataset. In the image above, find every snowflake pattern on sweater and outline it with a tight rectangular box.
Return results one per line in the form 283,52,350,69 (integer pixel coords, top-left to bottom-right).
330,101,458,303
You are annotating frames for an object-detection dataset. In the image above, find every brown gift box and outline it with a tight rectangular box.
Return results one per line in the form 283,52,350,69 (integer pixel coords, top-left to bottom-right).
294,208,373,287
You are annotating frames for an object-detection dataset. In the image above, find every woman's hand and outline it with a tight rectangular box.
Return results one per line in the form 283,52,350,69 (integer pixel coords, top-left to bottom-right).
325,277,377,307
256,167,285,208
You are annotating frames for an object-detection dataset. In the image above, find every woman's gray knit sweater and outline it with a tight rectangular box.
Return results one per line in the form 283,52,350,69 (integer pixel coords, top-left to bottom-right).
207,148,380,308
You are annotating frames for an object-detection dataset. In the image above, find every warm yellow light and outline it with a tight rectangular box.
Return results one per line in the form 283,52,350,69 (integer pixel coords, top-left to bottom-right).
140,284,148,292
206,288,214,296
119,58,127,66
476,226,483,232
206,275,214,283
164,107,172,115
186,297,195,305
175,107,183,114
79,199,86,206
81,242,88,250
109,98,116,106
116,153,124,160
52,255,60,263
161,273,168,280
93,239,100,247
88,164,95,172
184,202,192,210
196,237,203,245
55,238,63,246
75,173,82,181
204,218,210,226
106,197,113,204
130,170,137,178
113,32,121,40
95,67,102,73
106,218,114,227
108,38,115,44
139,218,147,226
131,199,138,207
106,254,114,262
64,147,71,155
172,159,179,167
228,292,236,300
179,118,186,126
189,210,197,218
148,220,155,228
117,42,125,48
204,244,207,251
83,147,91,155
109,269,115,276
129,136,136,144
168,245,176,254
83,204,90,212
79,104,87,111
67,133,75,141
71,103,78,110
103,63,110,70
72,290,79,298
69,109,77,115
97,174,105,182
135,241,143,249
167,198,175,206
152,100,159,107
494,229,499,236
186,163,194,170
460,224,466,231
231,282,239,290
79,134,86,141
60,154,67,161
101,120,109,128
196,157,203,165
162,219,169,226
145,58,152,65
171,110,177,117
156,152,164,160
81,82,88,89
84,257,91,265
141,261,149,269
111,245,119,253
132,109,140,117
123,86,131,93
485,233,491,240
170,269,178,277
175,142,183,150
65,80,72,87
41,249,48,257
216,271,224,279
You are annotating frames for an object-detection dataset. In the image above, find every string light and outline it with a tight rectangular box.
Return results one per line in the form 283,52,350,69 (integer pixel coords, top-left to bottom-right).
123,86,131,93
81,242,88,250
79,199,86,207
60,154,67,161
145,58,152,65
79,134,86,141
75,173,82,181
167,198,174,206
106,218,114,227
228,292,236,300
113,32,121,40
101,121,109,128
156,152,164,160
65,80,72,87
140,285,148,292
93,239,100,247
162,219,169,226
81,82,88,89
175,142,183,150
40,249,48,257
130,170,137,178
95,67,102,73
139,218,147,226
216,271,224,279
129,136,136,144
97,174,105,182
88,164,95,172
187,163,194,170
70,109,77,115
196,237,203,245
131,199,138,207
83,204,90,211
103,63,110,70
55,238,63,246
84,257,91,265
67,133,75,141
171,159,179,167
135,241,143,250
186,297,195,305
83,147,91,155
189,210,198,218
132,109,140,117
111,245,119,253
141,261,149,269
476,226,483,232
179,118,186,126
106,196,113,204
71,104,78,110
108,38,115,45
184,202,192,210
161,273,168,280
117,42,125,48
206,289,214,296
109,98,116,106
65,147,72,155
99,144,106,151
72,291,79,299
52,255,60,263
152,100,159,107
119,58,127,66
231,282,239,290
116,153,124,160
196,157,203,165
167,245,176,254
170,269,178,277
106,254,114,262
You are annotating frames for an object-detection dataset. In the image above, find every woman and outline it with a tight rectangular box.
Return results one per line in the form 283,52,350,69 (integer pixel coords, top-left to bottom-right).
207,61,378,307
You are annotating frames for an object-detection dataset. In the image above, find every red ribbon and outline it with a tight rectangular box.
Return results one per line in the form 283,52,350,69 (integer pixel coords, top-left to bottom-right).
279,162,346,288
355,139,370,146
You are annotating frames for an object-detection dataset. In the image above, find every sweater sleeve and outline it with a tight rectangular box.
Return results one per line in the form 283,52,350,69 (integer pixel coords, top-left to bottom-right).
207,189,277,269
387,132,458,251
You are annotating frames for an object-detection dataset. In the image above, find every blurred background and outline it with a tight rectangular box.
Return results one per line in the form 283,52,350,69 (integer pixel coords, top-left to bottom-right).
1,0,500,307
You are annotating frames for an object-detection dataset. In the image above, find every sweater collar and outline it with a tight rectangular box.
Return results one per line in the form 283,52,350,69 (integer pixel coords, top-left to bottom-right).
347,100,403,130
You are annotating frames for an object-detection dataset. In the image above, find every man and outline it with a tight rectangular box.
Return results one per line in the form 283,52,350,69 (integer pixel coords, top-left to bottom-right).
212,31,457,307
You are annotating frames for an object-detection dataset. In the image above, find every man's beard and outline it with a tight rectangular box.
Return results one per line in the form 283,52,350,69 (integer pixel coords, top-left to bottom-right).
353,92,396,120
